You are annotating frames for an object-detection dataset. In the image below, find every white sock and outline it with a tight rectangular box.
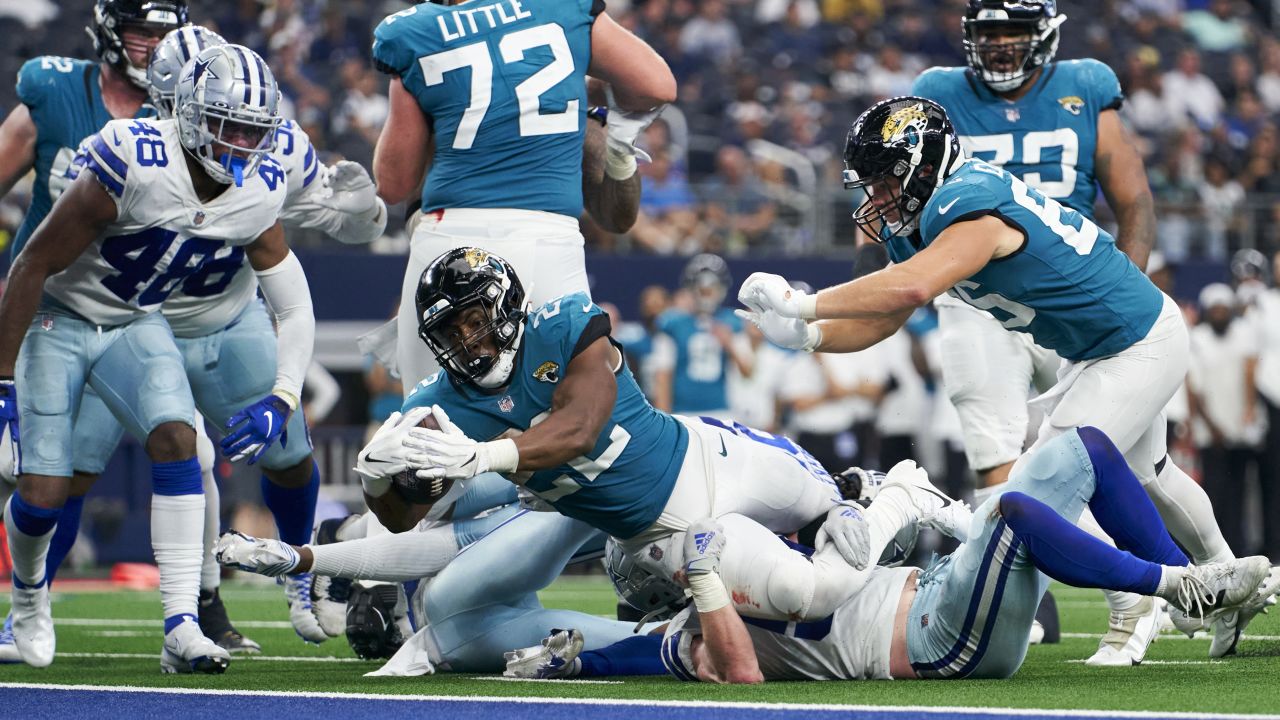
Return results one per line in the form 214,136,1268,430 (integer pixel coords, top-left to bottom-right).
864,486,920,561
1147,460,1234,564
152,493,205,620
3,498,54,587
1155,565,1188,602
308,524,459,582
200,466,221,592
972,480,1009,508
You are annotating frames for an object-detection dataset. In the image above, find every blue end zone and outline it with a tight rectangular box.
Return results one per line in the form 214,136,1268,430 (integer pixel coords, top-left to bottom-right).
2,685,1270,720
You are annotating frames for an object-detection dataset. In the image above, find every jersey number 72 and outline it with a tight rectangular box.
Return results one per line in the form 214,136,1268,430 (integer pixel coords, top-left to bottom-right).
419,23,578,150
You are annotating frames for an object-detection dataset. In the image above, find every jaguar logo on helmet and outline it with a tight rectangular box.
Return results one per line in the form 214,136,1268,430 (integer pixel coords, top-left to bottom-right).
464,248,491,269
880,104,929,146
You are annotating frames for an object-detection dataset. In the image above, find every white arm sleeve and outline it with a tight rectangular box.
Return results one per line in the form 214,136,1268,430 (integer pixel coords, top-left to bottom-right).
307,523,460,582
255,251,315,407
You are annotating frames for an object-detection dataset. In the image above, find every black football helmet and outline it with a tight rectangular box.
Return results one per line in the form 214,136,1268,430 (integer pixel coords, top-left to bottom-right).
416,247,527,389
963,0,1065,93
89,0,189,89
681,253,732,314
843,97,961,241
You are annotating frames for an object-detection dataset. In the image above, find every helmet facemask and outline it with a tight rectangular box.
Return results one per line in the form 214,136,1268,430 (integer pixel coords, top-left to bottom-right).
963,12,1065,92
88,1,188,90
419,289,526,390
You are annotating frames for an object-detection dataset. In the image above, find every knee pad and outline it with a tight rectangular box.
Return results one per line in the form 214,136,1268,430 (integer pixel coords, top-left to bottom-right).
761,555,817,620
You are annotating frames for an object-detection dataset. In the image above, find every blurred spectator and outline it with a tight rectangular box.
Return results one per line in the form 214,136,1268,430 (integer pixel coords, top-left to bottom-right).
757,0,822,27
1187,283,1262,556
1181,0,1250,52
701,146,778,252
632,149,705,254
678,0,741,66
778,350,886,473
1258,39,1280,113
363,356,403,444
613,285,676,401
1197,157,1245,260
865,46,920,100
1247,249,1280,557
1162,48,1226,128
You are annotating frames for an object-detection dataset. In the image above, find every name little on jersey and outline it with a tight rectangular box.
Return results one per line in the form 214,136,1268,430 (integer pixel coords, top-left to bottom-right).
439,0,532,41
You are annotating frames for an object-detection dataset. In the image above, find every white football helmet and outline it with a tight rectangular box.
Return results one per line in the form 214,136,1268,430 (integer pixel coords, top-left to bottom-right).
148,25,226,118
175,44,282,186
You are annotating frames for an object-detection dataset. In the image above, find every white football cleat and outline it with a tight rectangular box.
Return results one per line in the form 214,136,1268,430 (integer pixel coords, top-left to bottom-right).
310,575,350,638
282,573,329,644
1084,595,1162,666
11,584,55,668
881,460,971,541
214,531,299,577
1209,565,1280,658
1169,556,1271,622
160,616,230,674
0,614,21,663
504,628,584,679
1028,620,1046,645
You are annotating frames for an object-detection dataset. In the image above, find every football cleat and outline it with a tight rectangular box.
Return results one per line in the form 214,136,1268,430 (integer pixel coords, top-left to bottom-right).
282,573,329,644
160,616,231,674
310,515,358,638
1084,595,1162,666
345,583,406,660
10,584,55,668
1209,565,1280,658
1028,620,1046,645
198,589,261,654
504,628,584,679
214,530,300,577
0,613,21,663
881,460,972,541
1168,556,1271,622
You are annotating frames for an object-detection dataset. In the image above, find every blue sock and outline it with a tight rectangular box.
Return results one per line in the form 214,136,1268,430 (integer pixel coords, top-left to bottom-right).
578,634,667,677
163,613,197,634
44,495,85,586
1000,491,1163,595
153,457,202,495
261,463,319,546
1077,427,1189,567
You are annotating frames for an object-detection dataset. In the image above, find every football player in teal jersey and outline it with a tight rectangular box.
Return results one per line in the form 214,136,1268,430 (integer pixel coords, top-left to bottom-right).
369,0,677,388
739,97,1246,663
910,0,1162,665
0,0,190,663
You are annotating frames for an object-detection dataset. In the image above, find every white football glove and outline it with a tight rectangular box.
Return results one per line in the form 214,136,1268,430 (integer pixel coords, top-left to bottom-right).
604,89,664,180
683,518,727,577
734,307,821,352
816,501,873,570
402,405,518,481
320,160,379,216
354,406,434,496
738,272,816,320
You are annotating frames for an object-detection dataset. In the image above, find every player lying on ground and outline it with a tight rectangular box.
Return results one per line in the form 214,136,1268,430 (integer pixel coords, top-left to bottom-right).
507,427,1277,682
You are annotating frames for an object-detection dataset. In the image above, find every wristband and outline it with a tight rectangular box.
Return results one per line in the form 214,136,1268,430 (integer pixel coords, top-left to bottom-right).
797,293,818,321
272,388,300,411
687,571,730,613
605,146,638,181
802,323,823,353
481,438,520,474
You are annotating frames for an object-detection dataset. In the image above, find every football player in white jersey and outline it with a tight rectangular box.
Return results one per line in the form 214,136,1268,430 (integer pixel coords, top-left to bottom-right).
658,428,1274,683
22,26,389,653
0,44,313,673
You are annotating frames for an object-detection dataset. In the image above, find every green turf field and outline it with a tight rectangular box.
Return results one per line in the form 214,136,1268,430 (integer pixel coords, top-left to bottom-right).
2,576,1278,715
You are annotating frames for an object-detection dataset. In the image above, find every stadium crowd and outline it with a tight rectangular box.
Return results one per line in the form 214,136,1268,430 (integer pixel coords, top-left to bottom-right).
2,0,1280,259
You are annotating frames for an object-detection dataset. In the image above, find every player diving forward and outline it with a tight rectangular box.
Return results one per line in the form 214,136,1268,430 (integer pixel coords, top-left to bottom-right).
911,0,1162,664
0,44,312,673
659,428,1275,683
370,0,677,388
739,96,1252,658
0,0,186,656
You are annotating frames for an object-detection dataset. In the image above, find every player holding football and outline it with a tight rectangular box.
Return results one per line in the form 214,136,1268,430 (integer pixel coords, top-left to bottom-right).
369,0,677,388
0,44,313,674
738,96,1252,663
0,0,186,658
910,0,1162,665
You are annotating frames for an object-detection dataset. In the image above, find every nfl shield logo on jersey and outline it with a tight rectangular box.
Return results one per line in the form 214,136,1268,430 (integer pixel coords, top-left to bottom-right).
192,210,206,226
498,395,515,413
1004,108,1020,122
40,315,53,331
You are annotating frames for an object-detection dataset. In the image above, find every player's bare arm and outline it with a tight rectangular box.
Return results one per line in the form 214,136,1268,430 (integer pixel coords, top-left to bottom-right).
689,605,765,684
511,335,620,469
1095,109,1155,270
0,105,37,199
587,13,676,110
582,117,641,232
0,172,116,374
374,78,431,205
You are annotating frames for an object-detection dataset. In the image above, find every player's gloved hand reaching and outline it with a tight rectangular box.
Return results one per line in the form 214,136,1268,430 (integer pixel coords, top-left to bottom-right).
354,406,434,496
604,88,665,180
735,307,821,352
221,394,292,464
0,379,21,478
738,272,816,320
320,160,379,216
403,405,518,481
817,501,873,570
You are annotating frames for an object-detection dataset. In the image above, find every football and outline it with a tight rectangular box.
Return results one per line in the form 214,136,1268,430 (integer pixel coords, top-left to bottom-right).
390,411,453,505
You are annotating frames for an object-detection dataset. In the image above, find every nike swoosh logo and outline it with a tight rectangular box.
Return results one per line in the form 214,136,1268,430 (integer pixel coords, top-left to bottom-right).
264,411,274,438
366,454,397,466
718,436,727,457
938,198,960,215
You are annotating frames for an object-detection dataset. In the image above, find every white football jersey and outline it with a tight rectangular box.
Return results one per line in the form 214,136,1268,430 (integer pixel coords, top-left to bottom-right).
42,118,285,327
662,566,915,682
162,119,322,337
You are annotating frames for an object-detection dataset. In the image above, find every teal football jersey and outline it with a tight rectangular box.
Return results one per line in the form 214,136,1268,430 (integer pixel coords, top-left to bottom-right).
912,59,1122,219
657,308,743,414
372,0,602,218
12,57,153,258
885,160,1162,362
402,292,687,540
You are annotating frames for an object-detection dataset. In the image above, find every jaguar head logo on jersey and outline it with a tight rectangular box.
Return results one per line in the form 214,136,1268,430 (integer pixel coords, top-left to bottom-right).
175,44,282,188
533,361,561,384
148,26,227,119
844,96,962,241
1057,96,1084,115
962,0,1066,93
416,247,528,391
89,0,189,90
